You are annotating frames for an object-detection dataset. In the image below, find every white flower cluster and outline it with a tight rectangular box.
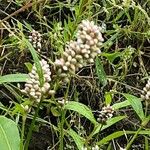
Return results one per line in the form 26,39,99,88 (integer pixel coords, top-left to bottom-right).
54,20,104,82
21,59,55,103
96,105,114,124
141,79,150,101
29,30,42,52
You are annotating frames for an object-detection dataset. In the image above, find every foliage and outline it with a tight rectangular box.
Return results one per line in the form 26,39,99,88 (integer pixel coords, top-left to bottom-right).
0,0,150,150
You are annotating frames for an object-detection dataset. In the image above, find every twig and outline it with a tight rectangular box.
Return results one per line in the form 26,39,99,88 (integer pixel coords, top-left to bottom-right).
0,0,45,23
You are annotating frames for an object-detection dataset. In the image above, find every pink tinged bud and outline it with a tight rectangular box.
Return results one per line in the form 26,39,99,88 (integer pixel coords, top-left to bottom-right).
90,53,96,58
81,49,87,54
21,90,27,94
49,90,55,95
84,44,90,49
41,87,46,93
146,84,150,89
32,66,36,71
31,78,36,83
37,42,41,48
145,94,149,100
26,80,33,84
34,74,39,80
76,45,81,53
33,84,39,90
30,91,35,97
45,77,51,82
68,56,72,62
143,87,147,92
41,59,47,65
24,105,29,112
33,44,36,48
89,58,94,63
34,80,40,85
70,64,76,72
43,83,50,90
76,55,82,60
76,63,83,68
30,88,35,92
98,34,104,42
28,73,35,79
25,83,33,88
63,52,69,58
84,54,89,58
94,39,98,44
86,35,92,41
65,62,70,67
55,59,63,66
90,32,95,38
147,91,150,97
36,91,41,96
97,49,101,54
36,99,41,103
44,74,50,79
87,50,91,54
70,50,75,57
80,34,85,39
29,36,32,39
89,40,95,46
71,58,77,64
63,66,68,71
31,69,37,75
77,39,83,44
25,87,30,92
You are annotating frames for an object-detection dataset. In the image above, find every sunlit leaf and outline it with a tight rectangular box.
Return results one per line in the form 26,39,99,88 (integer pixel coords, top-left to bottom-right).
67,129,85,150
97,130,150,145
0,74,29,84
64,101,97,124
0,116,20,150
123,94,145,121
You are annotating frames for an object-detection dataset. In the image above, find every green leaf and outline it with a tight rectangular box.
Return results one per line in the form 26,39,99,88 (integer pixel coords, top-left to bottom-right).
97,130,150,145
64,101,97,124
24,38,44,86
145,136,149,150
51,106,60,117
104,92,112,105
95,57,107,86
101,116,127,131
123,94,145,121
101,52,121,63
0,116,20,150
24,62,33,72
0,74,29,84
112,100,130,110
67,129,84,150
3,84,23,103
93,116,126,136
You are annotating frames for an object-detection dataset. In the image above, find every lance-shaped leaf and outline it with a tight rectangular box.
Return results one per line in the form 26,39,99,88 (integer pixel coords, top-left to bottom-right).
64,101,97,125
0,74,29,84
0,116,20,150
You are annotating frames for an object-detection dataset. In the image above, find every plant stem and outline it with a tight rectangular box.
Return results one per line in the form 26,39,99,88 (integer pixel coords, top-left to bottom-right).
59,108,66,150
24,101,42,150
20,115,26,150
126,126,142,150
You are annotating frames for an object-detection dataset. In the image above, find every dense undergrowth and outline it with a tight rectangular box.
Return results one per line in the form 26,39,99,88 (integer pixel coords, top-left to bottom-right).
0,0,150,150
